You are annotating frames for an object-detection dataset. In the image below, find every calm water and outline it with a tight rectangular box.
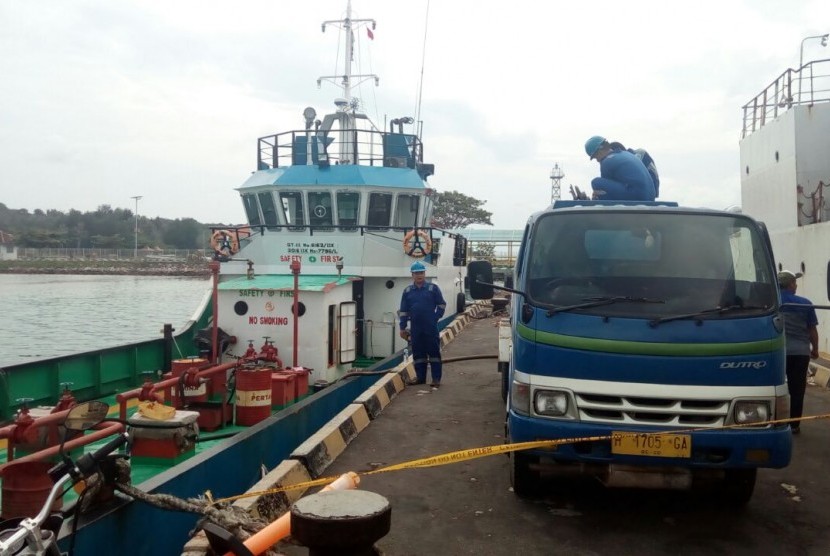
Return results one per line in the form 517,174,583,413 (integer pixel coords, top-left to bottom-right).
0,275,210,366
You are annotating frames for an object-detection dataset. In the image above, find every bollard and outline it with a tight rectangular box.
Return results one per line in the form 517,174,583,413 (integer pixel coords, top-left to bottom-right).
291,490,391,556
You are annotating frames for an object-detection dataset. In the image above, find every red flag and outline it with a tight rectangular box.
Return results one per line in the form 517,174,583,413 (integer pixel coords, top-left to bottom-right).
367,27,374,40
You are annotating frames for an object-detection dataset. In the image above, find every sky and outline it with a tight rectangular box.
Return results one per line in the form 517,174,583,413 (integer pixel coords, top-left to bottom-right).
1,0,829,230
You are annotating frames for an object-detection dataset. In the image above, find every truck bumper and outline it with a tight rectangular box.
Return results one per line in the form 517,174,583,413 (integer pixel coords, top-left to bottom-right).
507,411,792,469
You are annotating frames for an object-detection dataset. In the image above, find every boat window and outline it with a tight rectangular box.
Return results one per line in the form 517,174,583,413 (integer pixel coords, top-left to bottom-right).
258,192,279,228
279,192,306,229
394,194,420,227
423,195,435,227
242,194,262,227
308,192,334,228
336,191,360,230
367,193,393,228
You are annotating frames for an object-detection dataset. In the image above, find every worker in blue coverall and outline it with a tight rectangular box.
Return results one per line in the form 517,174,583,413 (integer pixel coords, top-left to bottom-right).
778,270,819,434
398,260,447,388
584,135,656,201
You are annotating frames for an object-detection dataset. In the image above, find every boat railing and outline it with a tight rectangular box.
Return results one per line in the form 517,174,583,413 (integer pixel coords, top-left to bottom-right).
256,128,425,171
742,58,830,138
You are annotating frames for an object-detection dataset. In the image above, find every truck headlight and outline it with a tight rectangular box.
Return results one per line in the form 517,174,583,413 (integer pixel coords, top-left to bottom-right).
534,390,569,416
734,401,771,425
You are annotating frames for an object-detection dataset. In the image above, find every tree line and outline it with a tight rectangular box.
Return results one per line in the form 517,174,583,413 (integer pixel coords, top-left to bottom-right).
0,190,492,250
0,203,207,249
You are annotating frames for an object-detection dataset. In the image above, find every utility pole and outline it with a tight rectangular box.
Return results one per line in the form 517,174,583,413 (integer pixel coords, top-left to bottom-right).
131,196,142,258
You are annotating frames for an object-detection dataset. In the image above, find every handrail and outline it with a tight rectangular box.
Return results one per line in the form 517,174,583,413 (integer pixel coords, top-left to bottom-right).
742,58,830,138
0,421,125,473
256,128,424,171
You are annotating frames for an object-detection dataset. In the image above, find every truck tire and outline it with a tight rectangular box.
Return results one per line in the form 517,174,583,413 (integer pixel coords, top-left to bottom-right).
510,452,541,497
498,361,509,401
456,292,466,315
720,468,757,507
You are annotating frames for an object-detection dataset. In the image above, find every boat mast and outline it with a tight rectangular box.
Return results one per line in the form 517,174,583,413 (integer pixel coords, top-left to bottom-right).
319,1,378,164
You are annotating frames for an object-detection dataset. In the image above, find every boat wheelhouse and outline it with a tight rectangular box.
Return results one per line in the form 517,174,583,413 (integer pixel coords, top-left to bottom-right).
208,7,468,383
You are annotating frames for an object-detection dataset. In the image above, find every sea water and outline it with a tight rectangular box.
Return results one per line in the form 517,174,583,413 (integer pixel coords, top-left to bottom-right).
0,274,210,366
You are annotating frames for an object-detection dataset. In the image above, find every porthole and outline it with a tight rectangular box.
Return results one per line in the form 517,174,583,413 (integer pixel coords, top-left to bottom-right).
234,301,249,316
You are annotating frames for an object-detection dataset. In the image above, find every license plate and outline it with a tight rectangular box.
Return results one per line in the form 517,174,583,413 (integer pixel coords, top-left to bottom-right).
611,432,691,458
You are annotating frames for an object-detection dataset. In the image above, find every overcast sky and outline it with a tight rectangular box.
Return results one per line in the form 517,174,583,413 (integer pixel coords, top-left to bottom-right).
1,1,828,229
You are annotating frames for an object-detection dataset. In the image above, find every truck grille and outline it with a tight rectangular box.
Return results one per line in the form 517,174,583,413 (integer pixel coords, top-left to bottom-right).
575,393,729,427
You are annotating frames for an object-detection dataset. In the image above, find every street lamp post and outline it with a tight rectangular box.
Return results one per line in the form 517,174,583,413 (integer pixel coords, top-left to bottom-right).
799,33,829,70
797,34,828,104
131,196,142,258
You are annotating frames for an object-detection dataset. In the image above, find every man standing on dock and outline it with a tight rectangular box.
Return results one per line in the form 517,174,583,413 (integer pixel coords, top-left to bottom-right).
399,261,447,389
778,270,819,434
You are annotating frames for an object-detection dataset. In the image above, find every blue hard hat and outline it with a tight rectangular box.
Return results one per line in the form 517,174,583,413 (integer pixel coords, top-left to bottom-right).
584,135,607,159
410,261,426,273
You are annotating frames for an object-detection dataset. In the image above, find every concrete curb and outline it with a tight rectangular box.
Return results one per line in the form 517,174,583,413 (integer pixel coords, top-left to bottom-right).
353,372,405,419
289,403,371,478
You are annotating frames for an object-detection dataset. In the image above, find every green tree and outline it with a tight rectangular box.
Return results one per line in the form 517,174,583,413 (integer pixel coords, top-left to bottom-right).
431,190,493,230
472,241,496,261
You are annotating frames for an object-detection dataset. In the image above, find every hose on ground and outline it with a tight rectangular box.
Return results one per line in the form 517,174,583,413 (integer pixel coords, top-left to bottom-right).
341,353,499,379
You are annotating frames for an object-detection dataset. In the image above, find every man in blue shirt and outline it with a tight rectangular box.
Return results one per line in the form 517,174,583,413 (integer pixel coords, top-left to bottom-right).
778,270,819,434
584,135,656,201
399,261,447,388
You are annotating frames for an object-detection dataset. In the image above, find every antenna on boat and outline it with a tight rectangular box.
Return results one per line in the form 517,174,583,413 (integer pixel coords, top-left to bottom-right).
318,0,379,163
318,1,378,114
414,0,431,138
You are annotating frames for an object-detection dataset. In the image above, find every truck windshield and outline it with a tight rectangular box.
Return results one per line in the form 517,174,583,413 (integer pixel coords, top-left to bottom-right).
525,211,777,319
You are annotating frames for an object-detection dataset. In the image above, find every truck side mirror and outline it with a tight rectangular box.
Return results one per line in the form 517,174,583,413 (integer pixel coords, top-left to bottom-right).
468,260,494,300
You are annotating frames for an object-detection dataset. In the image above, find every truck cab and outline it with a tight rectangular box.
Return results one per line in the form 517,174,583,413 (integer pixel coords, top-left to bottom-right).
470,200,791,505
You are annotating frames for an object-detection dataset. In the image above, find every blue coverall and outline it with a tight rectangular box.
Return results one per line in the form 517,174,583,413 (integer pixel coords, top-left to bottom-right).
591,149,656,201
399,282,447,384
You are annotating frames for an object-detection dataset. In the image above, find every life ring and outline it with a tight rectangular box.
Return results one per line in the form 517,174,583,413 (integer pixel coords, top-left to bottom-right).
211,230,239,257
402,229,432,258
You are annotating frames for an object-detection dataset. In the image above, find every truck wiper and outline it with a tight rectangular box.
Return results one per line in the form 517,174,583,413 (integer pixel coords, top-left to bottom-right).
648,304,769,327
547,296,665,317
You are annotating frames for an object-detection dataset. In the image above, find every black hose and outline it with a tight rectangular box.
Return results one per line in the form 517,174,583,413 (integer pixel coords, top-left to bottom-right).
197,431,237,443
341,353,499,379
442,354,498,363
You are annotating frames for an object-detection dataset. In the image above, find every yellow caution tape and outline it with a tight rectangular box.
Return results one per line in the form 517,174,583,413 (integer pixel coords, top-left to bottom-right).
210,413,830,505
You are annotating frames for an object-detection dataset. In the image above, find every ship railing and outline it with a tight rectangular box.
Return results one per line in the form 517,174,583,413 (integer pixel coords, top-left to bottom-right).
742,58,830,138
256,128,425,171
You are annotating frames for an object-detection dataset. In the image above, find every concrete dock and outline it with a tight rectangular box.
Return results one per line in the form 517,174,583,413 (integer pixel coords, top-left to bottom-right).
270,309,830,555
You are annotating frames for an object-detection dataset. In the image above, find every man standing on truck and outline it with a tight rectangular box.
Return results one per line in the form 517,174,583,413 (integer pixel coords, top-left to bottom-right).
399,261,447,389
584,135,656,201
778,270,819,434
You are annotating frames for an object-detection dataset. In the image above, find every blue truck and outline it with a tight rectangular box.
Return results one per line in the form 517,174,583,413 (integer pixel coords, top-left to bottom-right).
469,200,792,505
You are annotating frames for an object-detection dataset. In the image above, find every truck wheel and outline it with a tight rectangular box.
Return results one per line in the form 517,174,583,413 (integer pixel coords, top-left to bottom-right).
456,292,466,314
510,452,541,497
498,362,509,401
720,468,757,507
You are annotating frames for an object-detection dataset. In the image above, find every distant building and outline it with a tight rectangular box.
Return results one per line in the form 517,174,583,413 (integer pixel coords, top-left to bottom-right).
0,230,18,260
